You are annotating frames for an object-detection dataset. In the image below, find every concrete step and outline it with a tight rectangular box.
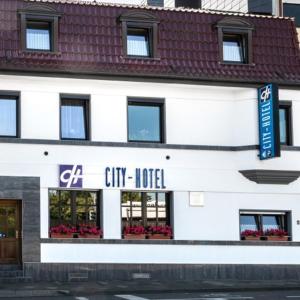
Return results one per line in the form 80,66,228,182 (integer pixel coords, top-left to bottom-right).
0,264,21,271
0,276,32,283
68,272,88,282
0,270,24,277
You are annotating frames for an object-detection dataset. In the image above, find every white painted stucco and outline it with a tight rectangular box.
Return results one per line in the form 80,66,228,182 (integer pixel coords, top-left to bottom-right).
0,74,300,264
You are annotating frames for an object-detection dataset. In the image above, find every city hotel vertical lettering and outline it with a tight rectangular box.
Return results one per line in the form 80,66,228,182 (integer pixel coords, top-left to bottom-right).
105,167,166,189
258,83,280,160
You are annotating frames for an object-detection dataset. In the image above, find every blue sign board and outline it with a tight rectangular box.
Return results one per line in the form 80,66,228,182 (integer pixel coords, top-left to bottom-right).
59,165,83,188
258,84,280,160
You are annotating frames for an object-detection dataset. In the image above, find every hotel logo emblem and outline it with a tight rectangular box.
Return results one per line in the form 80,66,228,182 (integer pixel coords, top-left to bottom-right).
59,165,83,188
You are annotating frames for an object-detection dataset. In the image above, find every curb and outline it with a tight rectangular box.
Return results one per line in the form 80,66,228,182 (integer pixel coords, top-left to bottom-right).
1,284,300,298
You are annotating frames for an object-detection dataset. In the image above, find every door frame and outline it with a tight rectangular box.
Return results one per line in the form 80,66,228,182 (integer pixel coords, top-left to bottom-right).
0,199,22,264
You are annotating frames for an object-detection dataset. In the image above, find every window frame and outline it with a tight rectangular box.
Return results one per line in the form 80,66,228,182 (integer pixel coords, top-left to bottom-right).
0,91,20,138
59,94,91,141
127,97,165,143
48,189,101,230
239,210,291,240
19,11,60,52
119,11,159,59
222,33,247,64
121,191,171,229
279,101,293,146
216,18,254,65
126,26,152,58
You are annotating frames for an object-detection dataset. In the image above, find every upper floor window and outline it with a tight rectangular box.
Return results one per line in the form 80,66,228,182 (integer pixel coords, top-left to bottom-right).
127,27,151,57
216,17,254,64
128,98,164,143
119,11,159,58
223,34,246,63
26,20,51,51
60,94,90,140
0,93,19,138
19,5,60,52
279,101,293,146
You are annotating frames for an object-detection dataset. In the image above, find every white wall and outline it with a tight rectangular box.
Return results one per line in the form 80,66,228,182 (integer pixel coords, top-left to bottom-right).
1,74,300,264
0,74,295,146
41,243,300,264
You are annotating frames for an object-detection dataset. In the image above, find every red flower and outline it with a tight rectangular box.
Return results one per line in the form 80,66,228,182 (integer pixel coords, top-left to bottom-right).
264,229,288,237
241,230,262,237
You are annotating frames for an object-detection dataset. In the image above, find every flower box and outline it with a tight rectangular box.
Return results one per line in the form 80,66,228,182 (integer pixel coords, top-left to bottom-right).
79,234,102,239
241,236,261,241
50,233,74,239
147,234,171,240
266,236,289,241
123,234,146,240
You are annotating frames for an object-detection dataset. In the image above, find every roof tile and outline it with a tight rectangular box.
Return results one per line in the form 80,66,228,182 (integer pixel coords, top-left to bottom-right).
0,0,299,84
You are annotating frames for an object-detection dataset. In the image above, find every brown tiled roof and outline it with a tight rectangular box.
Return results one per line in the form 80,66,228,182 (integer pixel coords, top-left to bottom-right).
0,0,300,85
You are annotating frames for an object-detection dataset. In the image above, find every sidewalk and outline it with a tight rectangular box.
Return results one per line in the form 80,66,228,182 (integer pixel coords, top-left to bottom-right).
0,279,300,298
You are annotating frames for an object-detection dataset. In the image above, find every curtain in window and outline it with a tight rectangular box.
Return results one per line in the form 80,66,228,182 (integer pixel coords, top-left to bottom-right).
26,28,50,50
0,99,16,136
127,31,149,56
240,215,258,232
279,108,287,144
61,100,86,139
262,215,281,231
223,40,242,62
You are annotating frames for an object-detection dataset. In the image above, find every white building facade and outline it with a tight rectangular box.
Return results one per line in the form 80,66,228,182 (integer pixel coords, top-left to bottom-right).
1,0,300,281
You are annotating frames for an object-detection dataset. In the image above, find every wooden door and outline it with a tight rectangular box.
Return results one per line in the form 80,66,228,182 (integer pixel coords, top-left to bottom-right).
0,200,21,264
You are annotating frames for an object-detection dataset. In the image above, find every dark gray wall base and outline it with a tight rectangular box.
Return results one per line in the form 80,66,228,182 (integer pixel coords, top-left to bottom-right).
24,263,300,281
0,176,40,263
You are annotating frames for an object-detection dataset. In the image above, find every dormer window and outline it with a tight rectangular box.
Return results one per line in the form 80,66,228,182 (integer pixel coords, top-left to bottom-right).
216,17,254,64
127,27,151,57
119,11,159,58
223,34,246,63
19,4,61,52
26,20,51,51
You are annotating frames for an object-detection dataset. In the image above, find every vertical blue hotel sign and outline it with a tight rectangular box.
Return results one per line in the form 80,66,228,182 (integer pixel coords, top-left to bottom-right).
258,83,280,160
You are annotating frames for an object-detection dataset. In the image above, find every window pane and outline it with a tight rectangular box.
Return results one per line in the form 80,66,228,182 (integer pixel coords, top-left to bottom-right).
262,215,280,231
279,108,287,144
26,22,51,50
223,36,243,62
128,104,161,142
122,192,143,227
240,215,258,232
127,28,150,56
61,99,87,139
0,99,16,136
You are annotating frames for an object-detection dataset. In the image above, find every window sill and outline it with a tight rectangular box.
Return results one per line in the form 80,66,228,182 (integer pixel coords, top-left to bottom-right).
123,55,161,61
21,50,61,55
219,61,255,67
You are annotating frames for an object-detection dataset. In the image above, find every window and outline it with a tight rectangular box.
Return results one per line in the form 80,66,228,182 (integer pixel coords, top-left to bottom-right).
0,94,19,138
216,17,254,64
119,11,159,58
49,190,100,235
19,7,60,52
128,98,164,143
121,191,170,228
223,34,245,63
283,3,300,27
26,20,51,51
279,102,292,146
240,211,290,240
127,27,150,57
60,95,90,140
